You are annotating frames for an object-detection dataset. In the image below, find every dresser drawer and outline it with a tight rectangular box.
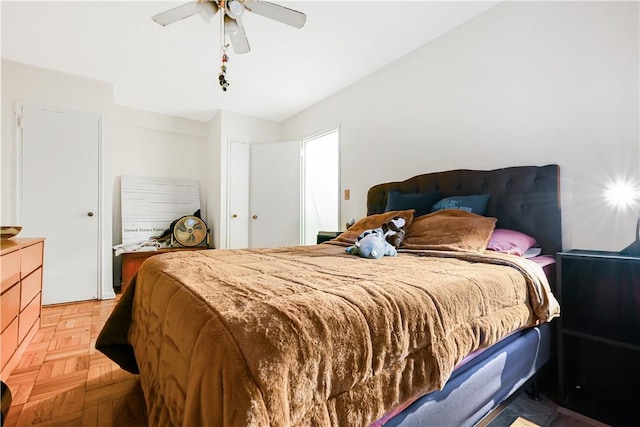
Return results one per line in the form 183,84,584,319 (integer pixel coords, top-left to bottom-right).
19,293,40,343
21,268,42,311
0,284,20,332
21,242,43,278
0,317,18,370
0,250,20,293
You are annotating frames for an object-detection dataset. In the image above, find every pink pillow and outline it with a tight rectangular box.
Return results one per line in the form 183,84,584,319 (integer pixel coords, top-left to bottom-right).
486,229,537,257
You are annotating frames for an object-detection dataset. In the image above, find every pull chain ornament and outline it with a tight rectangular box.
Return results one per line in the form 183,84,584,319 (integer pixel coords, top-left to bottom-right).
219,45,230,91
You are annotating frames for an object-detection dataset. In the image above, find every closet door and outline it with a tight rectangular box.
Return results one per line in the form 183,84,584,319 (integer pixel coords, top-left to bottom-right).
228,141,250,249
19,105,100,305
250,141,301,248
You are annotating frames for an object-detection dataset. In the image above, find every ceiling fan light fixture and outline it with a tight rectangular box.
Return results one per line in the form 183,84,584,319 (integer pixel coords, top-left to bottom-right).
226,0,244,18
196,1,218,23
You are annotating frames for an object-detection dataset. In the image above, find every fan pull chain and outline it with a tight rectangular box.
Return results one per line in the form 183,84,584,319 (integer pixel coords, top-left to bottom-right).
218,5,230,91
219,45,230,91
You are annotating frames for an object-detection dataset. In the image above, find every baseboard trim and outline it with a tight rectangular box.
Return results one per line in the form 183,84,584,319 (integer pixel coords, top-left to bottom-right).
101,290,116,300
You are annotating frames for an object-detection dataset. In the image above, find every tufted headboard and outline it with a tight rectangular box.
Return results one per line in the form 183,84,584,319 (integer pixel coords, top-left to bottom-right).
367,164,562,256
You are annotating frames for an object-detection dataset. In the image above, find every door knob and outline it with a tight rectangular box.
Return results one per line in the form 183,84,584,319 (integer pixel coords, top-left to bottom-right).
87,212,94,217
252,215,258,219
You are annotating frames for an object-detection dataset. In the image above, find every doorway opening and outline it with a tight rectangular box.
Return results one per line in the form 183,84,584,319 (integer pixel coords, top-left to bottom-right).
302,128,340,245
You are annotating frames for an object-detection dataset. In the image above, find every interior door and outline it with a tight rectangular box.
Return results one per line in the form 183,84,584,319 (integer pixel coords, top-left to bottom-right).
228,141,250,249
19,105,100,305
250,141,301,248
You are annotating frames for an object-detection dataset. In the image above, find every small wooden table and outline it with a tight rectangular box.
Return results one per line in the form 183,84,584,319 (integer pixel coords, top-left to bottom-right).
120,247,205,292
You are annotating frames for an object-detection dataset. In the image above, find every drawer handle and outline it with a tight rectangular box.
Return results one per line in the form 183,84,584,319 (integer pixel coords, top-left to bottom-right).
87,212,94,217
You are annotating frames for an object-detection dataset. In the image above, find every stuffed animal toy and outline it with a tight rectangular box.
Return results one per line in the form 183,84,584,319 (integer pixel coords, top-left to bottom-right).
346,228,397,259
382,216,407,248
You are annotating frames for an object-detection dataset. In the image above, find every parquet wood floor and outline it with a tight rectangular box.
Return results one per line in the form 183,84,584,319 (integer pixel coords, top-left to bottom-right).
3,298,147,427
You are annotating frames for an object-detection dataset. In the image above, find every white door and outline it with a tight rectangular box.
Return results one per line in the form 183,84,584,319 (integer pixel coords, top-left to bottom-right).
228,141,250,249
250,141,301,248
19,105,100,305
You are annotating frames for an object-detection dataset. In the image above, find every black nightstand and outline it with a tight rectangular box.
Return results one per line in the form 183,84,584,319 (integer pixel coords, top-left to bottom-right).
557,250,640,426
316,231,341,244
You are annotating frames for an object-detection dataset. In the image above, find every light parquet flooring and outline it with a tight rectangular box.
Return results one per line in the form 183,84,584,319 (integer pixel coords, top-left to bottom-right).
3,298,147,427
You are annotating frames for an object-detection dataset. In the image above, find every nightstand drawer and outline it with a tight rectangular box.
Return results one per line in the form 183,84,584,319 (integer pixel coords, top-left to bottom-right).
561,336,640,425
559,254,640,347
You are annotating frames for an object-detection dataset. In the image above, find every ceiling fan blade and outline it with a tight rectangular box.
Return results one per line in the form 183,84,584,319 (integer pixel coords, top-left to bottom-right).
226,16,251,54
152,1,198,26
245,1,306,29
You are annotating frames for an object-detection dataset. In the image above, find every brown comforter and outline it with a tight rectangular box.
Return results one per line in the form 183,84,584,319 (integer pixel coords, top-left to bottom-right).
96,244,559,427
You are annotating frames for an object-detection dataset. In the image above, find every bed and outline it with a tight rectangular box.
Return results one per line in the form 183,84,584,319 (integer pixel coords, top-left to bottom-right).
97,164,562,426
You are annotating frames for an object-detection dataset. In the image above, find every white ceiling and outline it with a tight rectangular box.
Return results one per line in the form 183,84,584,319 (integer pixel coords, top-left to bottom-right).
1,1,499,122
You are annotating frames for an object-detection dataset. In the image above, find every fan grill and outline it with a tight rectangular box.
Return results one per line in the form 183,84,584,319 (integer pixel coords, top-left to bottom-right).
173,216,207,247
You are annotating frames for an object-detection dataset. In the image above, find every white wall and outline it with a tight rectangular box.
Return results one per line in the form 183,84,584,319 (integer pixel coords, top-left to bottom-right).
110,106,210,285
280,1,640,252
1,59,115,298
110,106,210,244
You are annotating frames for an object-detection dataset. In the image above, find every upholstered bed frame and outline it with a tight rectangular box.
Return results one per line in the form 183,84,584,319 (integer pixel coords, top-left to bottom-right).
368,164,562,426
367,164,562,256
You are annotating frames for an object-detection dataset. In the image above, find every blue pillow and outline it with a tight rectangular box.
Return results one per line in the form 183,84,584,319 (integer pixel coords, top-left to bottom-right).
385,191,442,217
431,194,490,215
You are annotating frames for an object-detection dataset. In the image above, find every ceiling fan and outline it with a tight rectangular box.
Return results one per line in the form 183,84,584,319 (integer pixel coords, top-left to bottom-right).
152,0,307,55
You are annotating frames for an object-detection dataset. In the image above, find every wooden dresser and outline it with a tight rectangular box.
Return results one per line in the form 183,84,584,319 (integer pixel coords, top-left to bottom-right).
1,238,45,380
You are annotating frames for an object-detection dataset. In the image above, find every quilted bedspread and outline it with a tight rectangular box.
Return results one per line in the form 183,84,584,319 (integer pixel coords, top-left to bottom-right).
96,243,559,426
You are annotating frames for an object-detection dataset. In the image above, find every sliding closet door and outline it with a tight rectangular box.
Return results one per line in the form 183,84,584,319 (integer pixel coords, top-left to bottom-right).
19,105,100,305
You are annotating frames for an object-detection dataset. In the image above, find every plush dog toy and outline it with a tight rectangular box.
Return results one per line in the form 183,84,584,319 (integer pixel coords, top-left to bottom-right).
346,228,397,259
382,216,407,248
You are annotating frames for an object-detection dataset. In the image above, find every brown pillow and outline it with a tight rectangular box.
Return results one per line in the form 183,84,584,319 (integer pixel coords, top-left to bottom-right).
401,209,497,253
334,210,415,245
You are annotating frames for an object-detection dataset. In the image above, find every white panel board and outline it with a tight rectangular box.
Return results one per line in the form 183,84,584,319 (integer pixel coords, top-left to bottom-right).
121,176,201,244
